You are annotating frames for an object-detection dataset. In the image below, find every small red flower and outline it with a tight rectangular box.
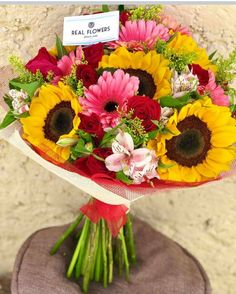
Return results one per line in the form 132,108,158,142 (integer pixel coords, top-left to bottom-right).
76,64,98,88
79,113,104,144
74,148,115,177
127,96,161,132
83,43,104,68
120,10,131,26
25,47,62,79
190,64,209,86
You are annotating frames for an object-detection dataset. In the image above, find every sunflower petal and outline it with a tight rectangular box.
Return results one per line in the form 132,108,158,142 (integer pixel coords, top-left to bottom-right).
207,148,236,163
195,162,217,178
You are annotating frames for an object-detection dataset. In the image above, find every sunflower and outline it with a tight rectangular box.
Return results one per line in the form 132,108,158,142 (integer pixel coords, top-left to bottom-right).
21,82,81,163
148,97,236,182
99,47,171,99
167,32,217,73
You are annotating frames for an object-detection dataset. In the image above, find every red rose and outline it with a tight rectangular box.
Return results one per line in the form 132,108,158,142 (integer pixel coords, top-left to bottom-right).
74,148,115,177
120,11,131,26
25,47,62,79
190,64,209,86
127,96,161,132
83,43,104,68
76,64,98,88
79,113,104,144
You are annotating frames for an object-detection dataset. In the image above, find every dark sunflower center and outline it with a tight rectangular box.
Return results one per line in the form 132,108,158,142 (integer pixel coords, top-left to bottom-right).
124,69,156,98
44,101,75,143
104,101,118,113
166,115,211,167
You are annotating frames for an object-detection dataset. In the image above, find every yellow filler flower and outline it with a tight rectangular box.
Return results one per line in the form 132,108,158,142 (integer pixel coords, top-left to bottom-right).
21,82,81,163
148,98,236,182
99,47,171,99
168,32,217,72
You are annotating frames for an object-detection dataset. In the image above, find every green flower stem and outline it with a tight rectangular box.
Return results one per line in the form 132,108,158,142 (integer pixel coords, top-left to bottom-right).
117,238,123,277
126,214,136,265
107,230,113,284
67,217,90,278
95,220,102,282
50,213,84,255
90,222,100,280
119,227,130,281
75,218,90,279
91,153,105,162
101,219,108,288
82,223,98,294
81,232,90,275
50,209,137,292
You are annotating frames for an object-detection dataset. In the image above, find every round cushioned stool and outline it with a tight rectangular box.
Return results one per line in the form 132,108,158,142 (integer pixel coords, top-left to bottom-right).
11,219,211,294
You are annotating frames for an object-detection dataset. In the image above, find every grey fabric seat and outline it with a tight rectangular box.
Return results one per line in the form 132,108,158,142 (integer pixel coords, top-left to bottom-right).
11,219,211,294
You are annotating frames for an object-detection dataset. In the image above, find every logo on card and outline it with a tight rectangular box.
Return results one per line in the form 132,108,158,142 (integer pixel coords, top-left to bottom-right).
88,22,95,28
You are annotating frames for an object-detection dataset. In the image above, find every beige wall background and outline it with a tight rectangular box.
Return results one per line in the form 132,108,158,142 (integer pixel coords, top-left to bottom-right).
0,4,236,294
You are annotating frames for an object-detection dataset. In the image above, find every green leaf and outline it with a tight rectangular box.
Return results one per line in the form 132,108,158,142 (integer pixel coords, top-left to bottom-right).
150,120,175,136
151,120,160,127
116,171,133,185
159,92,194,109
99,123,122,147
56,35,68,59
74,139,91,154
159,96,184,108
9,78,42,98
97,67,117,76
148,130,158,140
158,161,176,169
209,50,217,60
0,111,16,129
118,5,124,12
76,129,93,143
3,94,13,110
167,32,177,43
14,112,29,119
159,126,175,135
70,138,93,160
230,104,236,113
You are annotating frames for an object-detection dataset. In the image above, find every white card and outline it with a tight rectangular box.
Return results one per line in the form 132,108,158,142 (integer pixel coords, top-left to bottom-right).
63,11,120,46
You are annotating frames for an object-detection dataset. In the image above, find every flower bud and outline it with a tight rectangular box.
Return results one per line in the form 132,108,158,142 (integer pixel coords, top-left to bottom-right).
56,137,78,147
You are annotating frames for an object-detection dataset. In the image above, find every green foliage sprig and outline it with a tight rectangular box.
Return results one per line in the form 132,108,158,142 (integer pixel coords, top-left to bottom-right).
9,55,44,84
62,64,78,91
213,48,236,110
130,5,163,21
155,40,197,73
76,80,84,97
122,111,148,147
215,48,236,86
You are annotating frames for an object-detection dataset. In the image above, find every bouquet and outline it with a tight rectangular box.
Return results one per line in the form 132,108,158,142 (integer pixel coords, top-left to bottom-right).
1,4,236,293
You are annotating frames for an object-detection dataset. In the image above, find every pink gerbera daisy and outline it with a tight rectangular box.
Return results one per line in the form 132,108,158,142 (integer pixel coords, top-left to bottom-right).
52,47,83,85
57,46,83,76
109,20,170,51
204,71,230,106
160,14,191,36
79,69,139,130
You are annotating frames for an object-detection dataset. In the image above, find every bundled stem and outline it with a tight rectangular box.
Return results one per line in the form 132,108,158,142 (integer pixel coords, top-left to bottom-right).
50,213,83,255
125,214,136,265
50,212,136,294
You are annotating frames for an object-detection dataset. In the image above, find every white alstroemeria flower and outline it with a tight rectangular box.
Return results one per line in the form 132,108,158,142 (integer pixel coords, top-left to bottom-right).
160,107,174,125
105,131,159,184
172,70,199,98
9,89,29,115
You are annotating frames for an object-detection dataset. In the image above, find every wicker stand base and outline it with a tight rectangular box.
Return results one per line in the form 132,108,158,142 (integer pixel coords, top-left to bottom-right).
11,219,211,294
